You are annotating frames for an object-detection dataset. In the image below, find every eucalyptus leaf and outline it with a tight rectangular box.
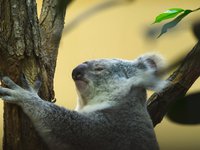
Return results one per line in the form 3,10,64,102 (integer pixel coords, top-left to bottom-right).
157,9,192,38
153,8,184,24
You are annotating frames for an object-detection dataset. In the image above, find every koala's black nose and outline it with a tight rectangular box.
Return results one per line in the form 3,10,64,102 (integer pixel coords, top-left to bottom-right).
72,64,88,80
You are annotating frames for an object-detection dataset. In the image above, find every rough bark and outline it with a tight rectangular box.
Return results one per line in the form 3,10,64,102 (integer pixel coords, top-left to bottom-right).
0,0,70,149
148,41,200,126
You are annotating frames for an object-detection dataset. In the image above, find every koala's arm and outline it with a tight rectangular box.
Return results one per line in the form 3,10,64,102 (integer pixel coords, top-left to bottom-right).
0,77,98,150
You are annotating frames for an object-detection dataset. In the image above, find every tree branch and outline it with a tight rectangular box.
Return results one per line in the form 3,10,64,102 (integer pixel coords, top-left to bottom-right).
39,0,72,78
148,41,200,126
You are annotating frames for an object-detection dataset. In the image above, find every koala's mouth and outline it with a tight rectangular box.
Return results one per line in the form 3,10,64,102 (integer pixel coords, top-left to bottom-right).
74,77,88,83
74,79,89,92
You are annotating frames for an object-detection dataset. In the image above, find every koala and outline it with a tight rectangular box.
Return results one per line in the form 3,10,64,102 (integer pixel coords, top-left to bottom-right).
0,53,168,150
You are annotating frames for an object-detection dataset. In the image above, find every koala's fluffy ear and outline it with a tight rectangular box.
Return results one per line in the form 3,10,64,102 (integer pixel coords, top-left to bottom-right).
133,53,169,92
137,53,165,72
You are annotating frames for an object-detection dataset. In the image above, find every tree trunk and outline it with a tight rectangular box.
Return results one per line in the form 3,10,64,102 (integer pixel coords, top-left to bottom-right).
0,0,70,149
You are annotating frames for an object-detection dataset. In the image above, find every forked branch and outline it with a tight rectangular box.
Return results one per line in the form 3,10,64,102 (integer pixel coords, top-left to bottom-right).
39,0,72,78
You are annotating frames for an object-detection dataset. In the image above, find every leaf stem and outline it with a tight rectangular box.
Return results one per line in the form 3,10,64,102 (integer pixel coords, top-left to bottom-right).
192,7,200,12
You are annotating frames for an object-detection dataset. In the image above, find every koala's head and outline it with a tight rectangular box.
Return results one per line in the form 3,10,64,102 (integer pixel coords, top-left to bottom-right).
72,54,167,107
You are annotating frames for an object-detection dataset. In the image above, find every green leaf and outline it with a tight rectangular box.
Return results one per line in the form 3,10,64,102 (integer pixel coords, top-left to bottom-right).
153,8,184,24
157,9,192,38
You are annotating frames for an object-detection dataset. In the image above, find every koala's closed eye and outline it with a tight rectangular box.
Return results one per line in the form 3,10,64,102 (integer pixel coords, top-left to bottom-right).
94,67,105,71
93,64,106,72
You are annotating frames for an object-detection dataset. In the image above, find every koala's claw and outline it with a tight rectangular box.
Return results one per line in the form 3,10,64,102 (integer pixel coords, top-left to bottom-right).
51,98,57,103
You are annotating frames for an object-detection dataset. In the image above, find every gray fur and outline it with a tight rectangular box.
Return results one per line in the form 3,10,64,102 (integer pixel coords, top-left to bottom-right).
0,54,168,150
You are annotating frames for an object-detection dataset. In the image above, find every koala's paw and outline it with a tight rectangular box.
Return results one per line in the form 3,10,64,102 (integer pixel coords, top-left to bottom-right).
0,76,41,105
